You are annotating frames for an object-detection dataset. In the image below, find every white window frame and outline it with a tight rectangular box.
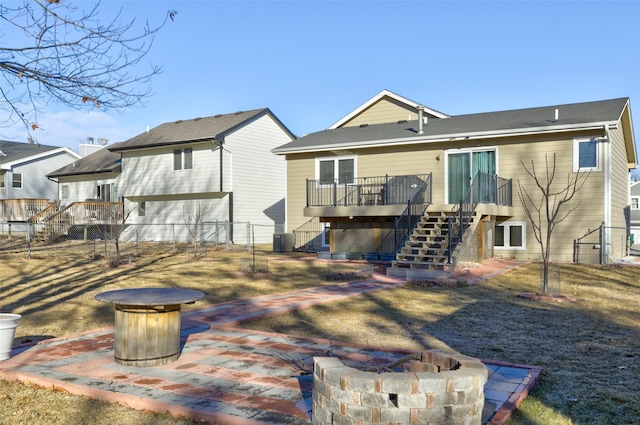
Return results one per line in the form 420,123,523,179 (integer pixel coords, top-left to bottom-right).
495,221,526,250
444,147,498,204
632,196,639,210
173,148,193,171
139,201,146,217
321,222,330,248
573,137,600,172
315,155,357,186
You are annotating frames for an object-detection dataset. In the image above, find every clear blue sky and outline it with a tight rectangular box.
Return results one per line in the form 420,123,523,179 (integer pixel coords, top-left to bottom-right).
3,0,640,152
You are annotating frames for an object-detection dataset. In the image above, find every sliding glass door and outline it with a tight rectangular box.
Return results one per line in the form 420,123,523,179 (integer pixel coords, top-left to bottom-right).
447,149,496,204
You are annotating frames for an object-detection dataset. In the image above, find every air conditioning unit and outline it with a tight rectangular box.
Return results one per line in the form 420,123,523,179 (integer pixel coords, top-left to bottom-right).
273,233,295,252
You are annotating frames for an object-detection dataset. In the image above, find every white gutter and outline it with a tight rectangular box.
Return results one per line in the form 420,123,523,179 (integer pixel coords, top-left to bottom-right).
273,121,617,155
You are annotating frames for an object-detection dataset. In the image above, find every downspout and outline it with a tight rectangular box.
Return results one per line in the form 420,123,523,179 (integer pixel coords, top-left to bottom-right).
603,124,612,260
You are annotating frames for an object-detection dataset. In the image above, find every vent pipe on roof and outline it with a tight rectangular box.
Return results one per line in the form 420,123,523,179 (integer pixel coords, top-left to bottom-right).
554,108,559,122
417,105,425,135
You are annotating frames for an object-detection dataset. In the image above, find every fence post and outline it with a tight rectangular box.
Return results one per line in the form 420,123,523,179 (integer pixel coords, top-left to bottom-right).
27,222,31,260
172,224,176,252
246,222,251,251
599,221,606,264
226,220,231,250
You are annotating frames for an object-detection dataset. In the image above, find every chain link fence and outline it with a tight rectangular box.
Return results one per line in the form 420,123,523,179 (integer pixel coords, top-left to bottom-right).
573,224,630,264
0,221,283,259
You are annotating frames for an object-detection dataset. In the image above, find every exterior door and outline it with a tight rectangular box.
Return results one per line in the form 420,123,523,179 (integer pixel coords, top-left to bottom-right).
447,149,496,204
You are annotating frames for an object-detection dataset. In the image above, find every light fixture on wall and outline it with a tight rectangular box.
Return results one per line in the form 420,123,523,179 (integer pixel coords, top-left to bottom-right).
348,215,354,219
435,155,441,161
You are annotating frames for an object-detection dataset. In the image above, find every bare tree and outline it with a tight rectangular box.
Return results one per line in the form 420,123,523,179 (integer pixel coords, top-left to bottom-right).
518,153,589,294
0,1,176,134
107,204,132,266
184,201,214,258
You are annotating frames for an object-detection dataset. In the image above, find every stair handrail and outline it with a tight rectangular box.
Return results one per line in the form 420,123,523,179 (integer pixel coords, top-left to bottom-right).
27,202,59,223
292,216,322,251
446,171,484,263
393,173,432,252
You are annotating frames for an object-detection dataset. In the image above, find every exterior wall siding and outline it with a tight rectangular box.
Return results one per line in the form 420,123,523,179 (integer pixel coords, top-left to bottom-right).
58,173,119,205
284,128,627,262
340,98,419,127
118,142,227,198
116,114,292,244
225,114,287,239
3,151,78,200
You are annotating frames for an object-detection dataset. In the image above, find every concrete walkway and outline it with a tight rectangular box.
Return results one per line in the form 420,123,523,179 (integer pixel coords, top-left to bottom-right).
0,261,540,425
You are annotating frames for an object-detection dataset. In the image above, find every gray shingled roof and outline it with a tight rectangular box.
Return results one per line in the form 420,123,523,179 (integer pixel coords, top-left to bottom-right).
273,98,629,154
0,140,60,164
110,108,294,151
47,147,120,178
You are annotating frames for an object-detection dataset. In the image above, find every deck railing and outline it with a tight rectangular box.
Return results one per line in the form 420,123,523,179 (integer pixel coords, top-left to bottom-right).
33,201,124,243
306,174,432,207
446,171,512,262
0,199,53,221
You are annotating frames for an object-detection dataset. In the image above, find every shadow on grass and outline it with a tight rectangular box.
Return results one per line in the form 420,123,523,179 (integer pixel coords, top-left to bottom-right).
240,262,640,424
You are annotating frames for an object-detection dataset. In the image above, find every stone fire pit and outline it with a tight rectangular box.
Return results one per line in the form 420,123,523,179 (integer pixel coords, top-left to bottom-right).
312,349,487,425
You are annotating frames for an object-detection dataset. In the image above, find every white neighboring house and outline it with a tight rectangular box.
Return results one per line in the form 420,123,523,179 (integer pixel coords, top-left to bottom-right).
630,180,640,245
47,146,121,205
49,108,296,244
0,140,81,201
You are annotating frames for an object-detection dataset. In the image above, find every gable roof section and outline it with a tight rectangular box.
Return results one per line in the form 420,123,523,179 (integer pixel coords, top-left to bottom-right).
110,108,296,152
328,89,450,129
273,98,632,155
0,140,80,169
48,147,121,178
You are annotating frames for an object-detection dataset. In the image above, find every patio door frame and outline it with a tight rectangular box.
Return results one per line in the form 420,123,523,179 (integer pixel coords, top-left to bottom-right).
445,147,497,204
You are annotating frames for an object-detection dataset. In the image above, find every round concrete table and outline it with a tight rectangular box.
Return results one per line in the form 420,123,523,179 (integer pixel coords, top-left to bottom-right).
96,288,204,367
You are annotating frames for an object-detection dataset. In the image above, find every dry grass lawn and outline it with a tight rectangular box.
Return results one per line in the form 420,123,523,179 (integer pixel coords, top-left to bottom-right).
1,243,639,424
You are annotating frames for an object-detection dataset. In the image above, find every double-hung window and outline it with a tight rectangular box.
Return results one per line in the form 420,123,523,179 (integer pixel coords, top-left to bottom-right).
316,156,355,184
495,222,526,250
573,137,600,172
174,148,193,170
12,173,22,189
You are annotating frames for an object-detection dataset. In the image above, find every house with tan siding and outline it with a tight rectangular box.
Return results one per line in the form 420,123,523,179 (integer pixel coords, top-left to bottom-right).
273,90,636,276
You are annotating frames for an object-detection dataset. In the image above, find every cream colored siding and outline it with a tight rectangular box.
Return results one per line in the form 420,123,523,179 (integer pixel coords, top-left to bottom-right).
491,133,606,262
609,125,631,229
286,154,316,232
286,131,624,261
340,99,419,127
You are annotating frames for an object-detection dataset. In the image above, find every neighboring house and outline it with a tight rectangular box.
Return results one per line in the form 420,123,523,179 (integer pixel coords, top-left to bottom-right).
47,146,121,204
48,108,296,244
273,90,636,274
630,181,640,244
0,140,81,221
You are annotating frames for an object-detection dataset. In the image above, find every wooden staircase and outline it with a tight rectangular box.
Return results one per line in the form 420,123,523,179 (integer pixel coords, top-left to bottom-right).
387,211,477,279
